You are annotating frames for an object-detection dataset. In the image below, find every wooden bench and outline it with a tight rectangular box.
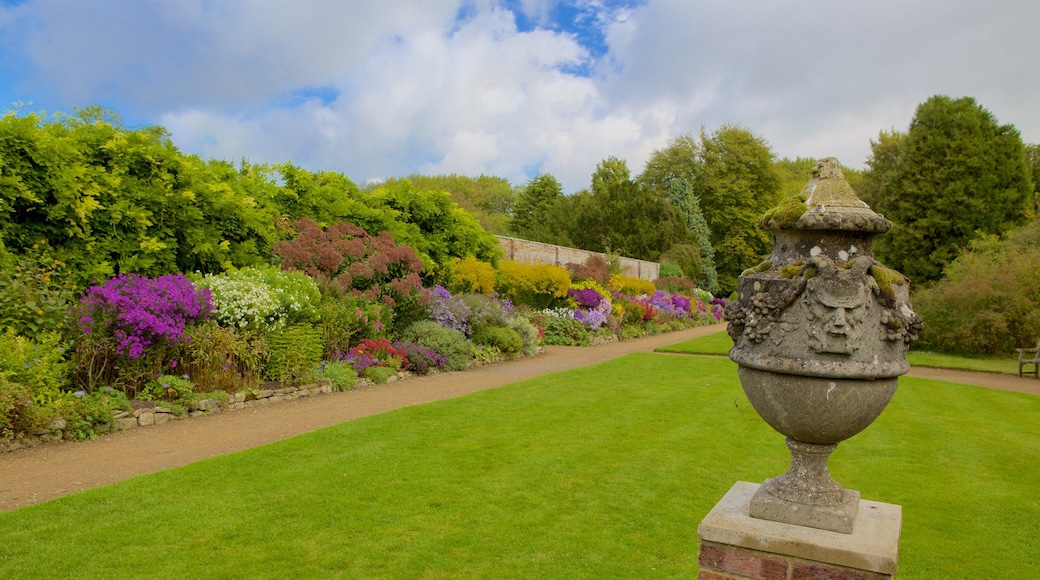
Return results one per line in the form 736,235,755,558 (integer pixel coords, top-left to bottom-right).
1017,340,1040,378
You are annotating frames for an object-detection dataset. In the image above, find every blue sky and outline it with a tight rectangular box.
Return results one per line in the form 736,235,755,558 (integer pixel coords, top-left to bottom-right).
1,0,1038,192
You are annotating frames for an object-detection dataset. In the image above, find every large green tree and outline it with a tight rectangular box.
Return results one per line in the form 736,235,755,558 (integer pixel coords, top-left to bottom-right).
379,174,516,235
860,95,1034,283
510,174,572,245
640,126,781,294
566,158,694,263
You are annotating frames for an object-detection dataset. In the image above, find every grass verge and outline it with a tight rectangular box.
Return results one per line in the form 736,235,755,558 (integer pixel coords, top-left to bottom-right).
0,354,1037,578
658,330,1022,375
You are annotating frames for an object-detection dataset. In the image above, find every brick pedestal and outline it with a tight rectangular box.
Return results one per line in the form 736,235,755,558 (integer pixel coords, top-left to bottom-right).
697,482,900,579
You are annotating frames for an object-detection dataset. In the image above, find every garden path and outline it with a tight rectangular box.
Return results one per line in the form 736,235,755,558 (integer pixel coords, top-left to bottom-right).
1,324,1035,512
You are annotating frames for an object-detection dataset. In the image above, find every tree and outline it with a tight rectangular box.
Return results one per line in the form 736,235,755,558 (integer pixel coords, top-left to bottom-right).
510,174,571,245
567,158,694,262
590,155,631,196
383,174,516,235
640,126,781,294
661,176,718,293
860,95,1034,283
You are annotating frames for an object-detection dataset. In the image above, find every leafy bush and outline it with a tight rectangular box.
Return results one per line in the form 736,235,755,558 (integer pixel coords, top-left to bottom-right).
459,293,510,335
657,262,684,280
183,322,265,393
0,377,50,437
427,285,471,334
362,365,398,384
138,374,195,402
319,289,388,358
392,341,447,375
266,324,324,383
608,273,656,297
0,329,68,393
565,254,611,285
509,316,542,356
446,257,497,294
0,242,78,337
912,229,1040,354
195,265,320,331
654,275,696,296
398,320,474,371
530,311,591,346
471,325,524,355
316,360,357,392
495,260,570,310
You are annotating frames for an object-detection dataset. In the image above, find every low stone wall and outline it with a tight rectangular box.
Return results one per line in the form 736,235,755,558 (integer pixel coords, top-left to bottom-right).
496,235,660,281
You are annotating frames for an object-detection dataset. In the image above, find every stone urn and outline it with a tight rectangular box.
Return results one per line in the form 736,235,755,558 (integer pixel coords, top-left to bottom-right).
725,158,922,534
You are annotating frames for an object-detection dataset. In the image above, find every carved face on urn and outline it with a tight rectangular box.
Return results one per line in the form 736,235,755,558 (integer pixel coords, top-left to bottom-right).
802,262,871,356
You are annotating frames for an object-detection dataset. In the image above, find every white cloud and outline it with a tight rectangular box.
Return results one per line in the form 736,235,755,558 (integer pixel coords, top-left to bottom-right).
163,5,684,192
5,0,1039,192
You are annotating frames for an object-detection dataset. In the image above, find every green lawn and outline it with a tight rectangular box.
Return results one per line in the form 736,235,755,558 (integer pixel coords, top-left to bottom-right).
0,354,1037,578
658,330,1022,375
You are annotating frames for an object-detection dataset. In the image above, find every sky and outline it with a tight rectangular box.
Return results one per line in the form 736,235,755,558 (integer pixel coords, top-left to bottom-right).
1,0,1038,193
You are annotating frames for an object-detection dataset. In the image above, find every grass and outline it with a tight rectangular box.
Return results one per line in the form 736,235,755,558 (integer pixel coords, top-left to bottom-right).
658,330,1023,375
0,354,1038,578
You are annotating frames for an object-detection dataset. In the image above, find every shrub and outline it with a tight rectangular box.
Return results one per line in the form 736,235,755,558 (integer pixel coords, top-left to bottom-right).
565,254,611,285
459,293,510,335
398,320,474,371
495,260,570,310
608,273,656,297
317,360,358,392
0,329,68,393
427,285,471,334
393,341,447,375
75,273,211,359
319,289,389,358
0,377,51,437
654,275,696,296
138,374,195,402
530,311,591,346
912,231,1040,354
273,218,425,308
658,262,685,280
183,322,265,393
195,265,320,332
266,324,324,383
446,257,497,294
509,315,541,356
363,365,398,384
471,325,524,355
0,242,78,337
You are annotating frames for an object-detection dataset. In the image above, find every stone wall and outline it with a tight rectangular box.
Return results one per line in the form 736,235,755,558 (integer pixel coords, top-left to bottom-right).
496,235,660,281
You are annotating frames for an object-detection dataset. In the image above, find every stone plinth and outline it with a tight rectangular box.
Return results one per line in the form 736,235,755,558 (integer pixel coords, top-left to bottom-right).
697,482,900,579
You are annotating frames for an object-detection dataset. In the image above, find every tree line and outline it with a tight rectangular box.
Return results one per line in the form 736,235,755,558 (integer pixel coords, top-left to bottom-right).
3,95,1038,352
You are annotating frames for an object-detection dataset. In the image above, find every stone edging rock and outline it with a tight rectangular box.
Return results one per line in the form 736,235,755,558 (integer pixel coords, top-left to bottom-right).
0,371,423,454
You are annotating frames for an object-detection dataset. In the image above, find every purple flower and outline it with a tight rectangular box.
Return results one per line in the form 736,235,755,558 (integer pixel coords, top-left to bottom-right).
75,274,211,359
568,288,603,309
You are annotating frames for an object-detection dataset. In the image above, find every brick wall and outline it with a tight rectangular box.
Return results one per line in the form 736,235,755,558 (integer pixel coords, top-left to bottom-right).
496,235,660,281
698,541,893,580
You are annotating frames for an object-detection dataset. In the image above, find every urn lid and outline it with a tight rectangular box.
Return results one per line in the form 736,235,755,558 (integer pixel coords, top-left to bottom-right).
758,157,891,233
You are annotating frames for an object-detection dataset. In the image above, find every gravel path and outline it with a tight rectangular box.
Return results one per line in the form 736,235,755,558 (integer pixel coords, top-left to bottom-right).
1,324,1034,512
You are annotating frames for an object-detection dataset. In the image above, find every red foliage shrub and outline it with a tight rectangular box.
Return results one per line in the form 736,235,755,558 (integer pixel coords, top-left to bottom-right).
273,218,425,307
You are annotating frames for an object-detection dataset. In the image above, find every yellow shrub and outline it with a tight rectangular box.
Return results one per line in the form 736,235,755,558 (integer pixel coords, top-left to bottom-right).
446,257,497,294
608,273,656,296
495,260,571,310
